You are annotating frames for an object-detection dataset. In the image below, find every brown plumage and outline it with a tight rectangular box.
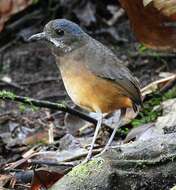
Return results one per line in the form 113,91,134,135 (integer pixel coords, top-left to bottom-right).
56,37,142,113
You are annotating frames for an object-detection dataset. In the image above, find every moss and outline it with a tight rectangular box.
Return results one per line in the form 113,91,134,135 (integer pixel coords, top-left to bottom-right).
19,103,26,113
69,158,105,181
22,97,40,112
137,43,148,53
0,90,16,100
163,86,176,100
131,95,162,127
32,0,39,4
131,86,176,127
57,100,67,109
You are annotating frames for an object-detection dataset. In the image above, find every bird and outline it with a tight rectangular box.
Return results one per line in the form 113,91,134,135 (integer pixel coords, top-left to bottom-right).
29,19,142,162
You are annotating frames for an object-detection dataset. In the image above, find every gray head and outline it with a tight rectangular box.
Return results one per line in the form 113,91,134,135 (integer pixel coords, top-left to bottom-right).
29,19,89,55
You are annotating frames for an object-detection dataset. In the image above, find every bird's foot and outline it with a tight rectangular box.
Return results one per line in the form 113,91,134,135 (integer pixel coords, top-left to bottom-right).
82,155,92,164
82,146,111,163
94,145,110,158
82,158,90,164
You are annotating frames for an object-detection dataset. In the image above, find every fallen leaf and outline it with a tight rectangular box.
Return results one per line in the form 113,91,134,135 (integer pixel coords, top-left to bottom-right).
124,123,157,142
64,112,88,136
143,0,153,6
0,0,32,31
120,0,176,51
151,0,176,18
155,98,176,134
59,134,81,151
31,169,63,190
0,174,13,187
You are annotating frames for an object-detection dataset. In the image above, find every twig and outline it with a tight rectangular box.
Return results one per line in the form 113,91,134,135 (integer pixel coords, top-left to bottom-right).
106,8,125,26
20,77,59,85
58,149,102,162
129,52,176,59
5,149,102,171
0,79,25,90
0,90,97,125
159,76,176,94
28,159,75,167
141,74,176,96
45,111,54,144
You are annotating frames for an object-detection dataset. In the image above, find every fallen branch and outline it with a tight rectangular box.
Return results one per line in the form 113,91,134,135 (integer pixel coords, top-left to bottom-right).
0,90,97,125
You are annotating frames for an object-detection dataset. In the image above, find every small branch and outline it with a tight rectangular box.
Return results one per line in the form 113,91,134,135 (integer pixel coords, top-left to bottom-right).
0,78,25,90
159,76,176,94
20,77,59,85
106,8,125,26
28,159,75,167
129,52,176,59
0,90,97,125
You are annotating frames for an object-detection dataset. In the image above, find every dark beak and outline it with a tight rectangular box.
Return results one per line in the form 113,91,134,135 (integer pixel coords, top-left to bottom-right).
28,32,46,42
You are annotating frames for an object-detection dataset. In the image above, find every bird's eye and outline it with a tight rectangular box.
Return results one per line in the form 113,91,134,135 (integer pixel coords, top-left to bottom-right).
55,29,64,36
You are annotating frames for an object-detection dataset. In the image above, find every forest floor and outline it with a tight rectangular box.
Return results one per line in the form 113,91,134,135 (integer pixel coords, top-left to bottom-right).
0,0,176,189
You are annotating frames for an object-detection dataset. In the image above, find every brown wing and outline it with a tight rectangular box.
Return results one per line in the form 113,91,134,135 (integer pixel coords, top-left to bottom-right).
84,39,142,108
119,0,176,51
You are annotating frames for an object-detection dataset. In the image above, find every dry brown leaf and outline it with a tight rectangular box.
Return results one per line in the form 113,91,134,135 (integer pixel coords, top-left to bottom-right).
144,0,176,18
31,169,64,190
0,174,13,187
120,0,176,51
0,0,32,31
24,132,48,145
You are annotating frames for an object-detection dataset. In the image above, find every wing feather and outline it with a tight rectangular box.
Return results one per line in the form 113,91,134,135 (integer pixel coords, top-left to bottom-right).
84,39,142,107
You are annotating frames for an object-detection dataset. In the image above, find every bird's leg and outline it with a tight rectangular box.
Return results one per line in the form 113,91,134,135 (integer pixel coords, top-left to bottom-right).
100,108,126,155
83,112,103,163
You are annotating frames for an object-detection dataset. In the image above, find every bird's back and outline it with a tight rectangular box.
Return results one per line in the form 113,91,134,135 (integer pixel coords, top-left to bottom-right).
83,37,142,111
57,36,142,113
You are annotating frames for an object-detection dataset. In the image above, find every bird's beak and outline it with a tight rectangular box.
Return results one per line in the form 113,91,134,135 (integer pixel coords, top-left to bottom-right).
28,32,64,48
28,32,46,42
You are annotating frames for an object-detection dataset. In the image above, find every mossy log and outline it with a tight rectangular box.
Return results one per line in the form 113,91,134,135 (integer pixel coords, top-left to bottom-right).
50,133,176,190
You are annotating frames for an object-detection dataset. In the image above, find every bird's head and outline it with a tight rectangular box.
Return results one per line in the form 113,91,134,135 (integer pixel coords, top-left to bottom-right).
29,19,89,55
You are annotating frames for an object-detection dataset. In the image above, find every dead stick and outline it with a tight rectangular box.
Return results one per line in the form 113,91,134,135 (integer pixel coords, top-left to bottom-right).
28,159,75,167
159,76,176,94
129,52,176,59
0,90,97,125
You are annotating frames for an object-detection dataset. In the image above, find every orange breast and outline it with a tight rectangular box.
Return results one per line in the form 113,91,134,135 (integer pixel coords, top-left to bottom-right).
58,59,133,113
